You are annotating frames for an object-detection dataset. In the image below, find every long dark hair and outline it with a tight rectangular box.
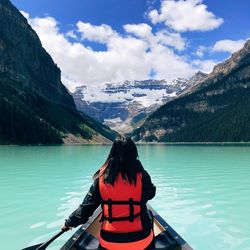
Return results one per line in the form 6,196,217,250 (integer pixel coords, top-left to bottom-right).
94,136,142,185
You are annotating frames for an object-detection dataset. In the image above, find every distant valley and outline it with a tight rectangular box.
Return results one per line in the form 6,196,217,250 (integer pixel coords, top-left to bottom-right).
1,0,249,145
72,72,207,133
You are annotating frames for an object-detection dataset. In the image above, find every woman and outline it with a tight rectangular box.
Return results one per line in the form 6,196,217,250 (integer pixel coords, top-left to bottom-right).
61,136,156,250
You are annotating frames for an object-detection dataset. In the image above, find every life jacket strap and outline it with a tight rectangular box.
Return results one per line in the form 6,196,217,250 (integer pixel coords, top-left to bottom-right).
129,198,134,222
108,199,112,223
100,198,144,223
102,199,143,205
101,212,141,222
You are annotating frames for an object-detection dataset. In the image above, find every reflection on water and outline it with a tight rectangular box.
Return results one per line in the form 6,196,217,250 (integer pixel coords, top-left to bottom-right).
29,176,94,249
0,145,250,250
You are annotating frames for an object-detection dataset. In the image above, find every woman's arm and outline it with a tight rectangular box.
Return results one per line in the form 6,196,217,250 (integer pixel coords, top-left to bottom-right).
142,169,156,201
64,179,101,228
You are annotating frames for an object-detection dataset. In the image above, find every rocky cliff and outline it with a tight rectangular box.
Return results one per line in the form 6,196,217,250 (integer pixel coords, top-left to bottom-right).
131,40,250,142
0,0,117,144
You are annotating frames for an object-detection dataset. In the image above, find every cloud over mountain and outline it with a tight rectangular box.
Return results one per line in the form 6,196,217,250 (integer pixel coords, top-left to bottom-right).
213,39,247,54
22,13,209,91
148,0,223,32
20,0,225,93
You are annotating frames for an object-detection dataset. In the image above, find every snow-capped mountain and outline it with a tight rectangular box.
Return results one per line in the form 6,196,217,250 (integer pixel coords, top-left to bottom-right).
72,73,206,133
131,40,250,142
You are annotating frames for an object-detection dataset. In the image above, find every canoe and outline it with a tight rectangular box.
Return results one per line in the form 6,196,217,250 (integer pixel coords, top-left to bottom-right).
60,205,193,250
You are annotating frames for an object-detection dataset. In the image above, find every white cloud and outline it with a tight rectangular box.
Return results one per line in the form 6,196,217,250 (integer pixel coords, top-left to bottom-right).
155,30,186,51
24,12,218,99
123,23,186,51
195,45,206,57
124,23,152,39
192,59,217,73
20,10,29,19
213,39,246,54
148,0,223,32
149,43,195,79
77,22,117,43
66,30,78,40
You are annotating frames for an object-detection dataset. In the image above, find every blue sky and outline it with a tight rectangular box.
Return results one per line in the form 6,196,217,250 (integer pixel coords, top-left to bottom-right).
11,0,250,92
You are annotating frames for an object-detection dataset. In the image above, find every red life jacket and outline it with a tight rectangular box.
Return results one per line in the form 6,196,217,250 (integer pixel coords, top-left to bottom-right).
98,171,153,249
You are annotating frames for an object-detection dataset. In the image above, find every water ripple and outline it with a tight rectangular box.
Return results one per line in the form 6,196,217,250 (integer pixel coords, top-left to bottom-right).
1,145,250,250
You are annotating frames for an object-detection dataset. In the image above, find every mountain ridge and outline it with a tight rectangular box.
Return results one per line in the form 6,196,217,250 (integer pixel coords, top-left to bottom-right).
72,75,205,133
131,40,250,142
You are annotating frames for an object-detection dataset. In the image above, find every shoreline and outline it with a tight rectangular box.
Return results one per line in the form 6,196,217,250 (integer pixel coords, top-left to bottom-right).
135,141,250,145
1,141,250,146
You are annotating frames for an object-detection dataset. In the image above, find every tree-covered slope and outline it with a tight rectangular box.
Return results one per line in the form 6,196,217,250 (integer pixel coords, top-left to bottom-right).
0,0,117,144
132,40,250,142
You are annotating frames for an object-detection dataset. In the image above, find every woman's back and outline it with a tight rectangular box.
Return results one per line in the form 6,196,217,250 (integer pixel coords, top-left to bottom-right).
62,136,156,249
99,172,143,233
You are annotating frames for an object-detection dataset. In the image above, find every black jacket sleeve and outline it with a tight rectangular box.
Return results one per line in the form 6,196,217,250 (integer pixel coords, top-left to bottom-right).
141,169,156,202
65,178,101,228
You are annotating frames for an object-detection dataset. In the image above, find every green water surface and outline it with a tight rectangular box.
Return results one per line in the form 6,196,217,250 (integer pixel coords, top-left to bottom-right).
0,145,250,250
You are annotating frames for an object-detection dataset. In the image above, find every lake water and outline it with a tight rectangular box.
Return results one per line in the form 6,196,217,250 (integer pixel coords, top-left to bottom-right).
0,145,250,250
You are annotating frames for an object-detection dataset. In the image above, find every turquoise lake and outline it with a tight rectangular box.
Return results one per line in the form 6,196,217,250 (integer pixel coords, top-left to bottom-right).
0,145,250,250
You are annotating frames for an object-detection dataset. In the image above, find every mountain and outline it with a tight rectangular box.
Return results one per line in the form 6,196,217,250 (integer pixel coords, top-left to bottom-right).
189,71,208,86
0,0,117,144
72,77,201,133
131,40,250,142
